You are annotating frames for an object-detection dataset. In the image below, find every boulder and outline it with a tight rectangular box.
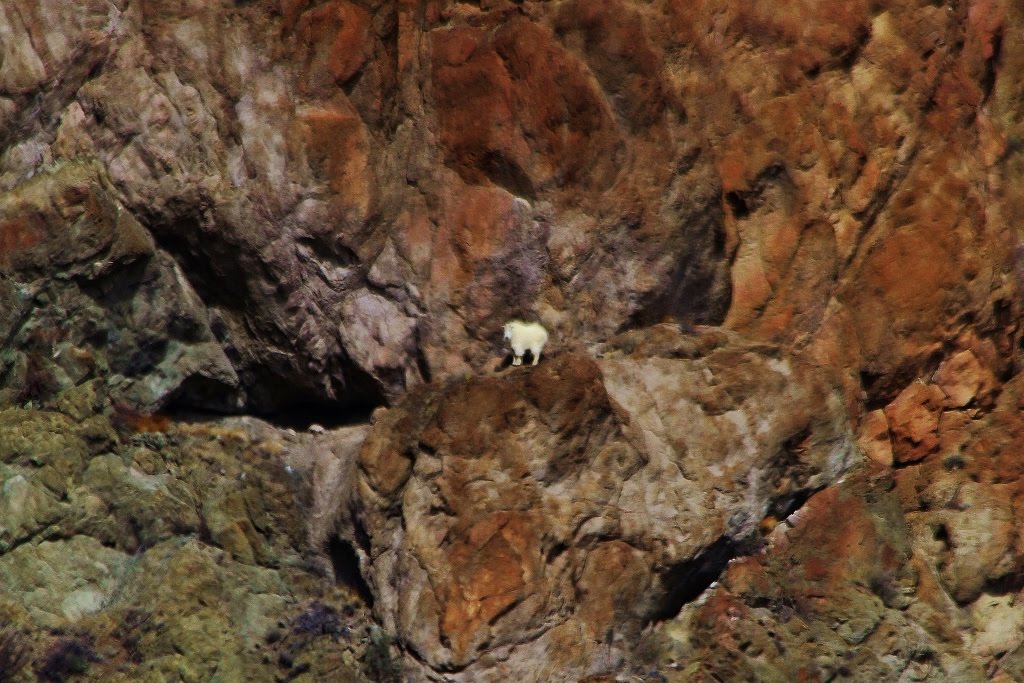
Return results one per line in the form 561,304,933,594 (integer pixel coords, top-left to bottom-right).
349,328,856,680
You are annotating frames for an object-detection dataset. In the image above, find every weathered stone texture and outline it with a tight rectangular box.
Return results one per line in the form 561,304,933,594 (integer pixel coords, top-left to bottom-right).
1,0,1023,681
664,372,1024,682
351,329,856,679
3,0,1021,415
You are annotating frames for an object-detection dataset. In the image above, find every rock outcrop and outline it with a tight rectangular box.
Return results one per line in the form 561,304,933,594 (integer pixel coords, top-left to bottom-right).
0,387,380,682
1,0,1023,681
663,370,1024,682
350,328,855,680
0,162,237,413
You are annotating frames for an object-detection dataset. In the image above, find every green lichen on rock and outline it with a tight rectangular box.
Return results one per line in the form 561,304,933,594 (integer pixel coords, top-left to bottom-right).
0,380,373,681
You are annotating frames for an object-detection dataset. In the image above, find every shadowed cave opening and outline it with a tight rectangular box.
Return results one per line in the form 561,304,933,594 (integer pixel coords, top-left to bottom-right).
328,537,375,608
161,345,385,429
142,215,391,420
163,398,378,431
649,536,740,623
240,359,388,421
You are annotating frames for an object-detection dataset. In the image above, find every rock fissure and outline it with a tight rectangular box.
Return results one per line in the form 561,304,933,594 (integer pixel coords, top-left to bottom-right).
648,535,741,623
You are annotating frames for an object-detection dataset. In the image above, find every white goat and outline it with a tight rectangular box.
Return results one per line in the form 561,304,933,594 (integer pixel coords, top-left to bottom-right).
503,320,549,366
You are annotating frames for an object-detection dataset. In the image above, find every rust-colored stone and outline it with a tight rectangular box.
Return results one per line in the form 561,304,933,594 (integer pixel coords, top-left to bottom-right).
857,408,893,467
884,381,946,465
2,0,1024,680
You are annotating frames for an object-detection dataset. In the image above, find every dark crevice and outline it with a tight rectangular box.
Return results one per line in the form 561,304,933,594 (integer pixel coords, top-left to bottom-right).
352,515,373,557
0,524,55,559
486,595,524,627
170,359,388,417
413,324,434,384
766,486,818,526
729,164,791,217
980,27,1004,104
860,370,890,411
255,352,389,414
480,151,536,201
985,569,1024,596
891,456,933,472
147,218,252,313
647,535,741,623
164,400,376,431
859,346,945,407
844,135,919,269
804,23,871,79
782,427,811,457
648,484,825,624
162,373,240,415
922,92,938,114
725,190,750,220
296,234,360,269
264,401,376,430
327,537,375,608
836,25,871,72
545,541,569,563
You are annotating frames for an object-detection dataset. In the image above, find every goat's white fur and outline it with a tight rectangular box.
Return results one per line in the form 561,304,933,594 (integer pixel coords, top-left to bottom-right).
503,320,549,366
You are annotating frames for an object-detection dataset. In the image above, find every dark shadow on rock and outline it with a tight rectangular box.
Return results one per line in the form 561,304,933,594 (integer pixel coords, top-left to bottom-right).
647,536,741,623
327,537,375,608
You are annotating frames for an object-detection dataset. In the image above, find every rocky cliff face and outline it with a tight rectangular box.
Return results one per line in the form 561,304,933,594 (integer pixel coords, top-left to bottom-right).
352,330,857,680
1,0,1023,681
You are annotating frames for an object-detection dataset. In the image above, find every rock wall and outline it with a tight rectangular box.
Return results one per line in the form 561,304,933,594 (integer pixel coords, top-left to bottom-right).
1,0,1024,681
2,0,1021,413
352,330,856,679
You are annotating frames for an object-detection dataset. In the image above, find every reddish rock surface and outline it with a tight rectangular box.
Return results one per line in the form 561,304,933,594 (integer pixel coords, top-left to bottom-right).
351,330,856,679
0,0,1023,681
3,0,1021,414
668,372,1024,682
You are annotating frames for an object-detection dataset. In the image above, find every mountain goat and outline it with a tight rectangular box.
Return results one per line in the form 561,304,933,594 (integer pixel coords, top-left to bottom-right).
503,320,549,366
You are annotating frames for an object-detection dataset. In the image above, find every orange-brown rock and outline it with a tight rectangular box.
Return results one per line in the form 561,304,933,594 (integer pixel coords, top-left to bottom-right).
666,372,1024,682
856,408,893,467
1,0,1024,681
350,329,856,679
884,380,946,465
4,0,1020,416
933,349,998,409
